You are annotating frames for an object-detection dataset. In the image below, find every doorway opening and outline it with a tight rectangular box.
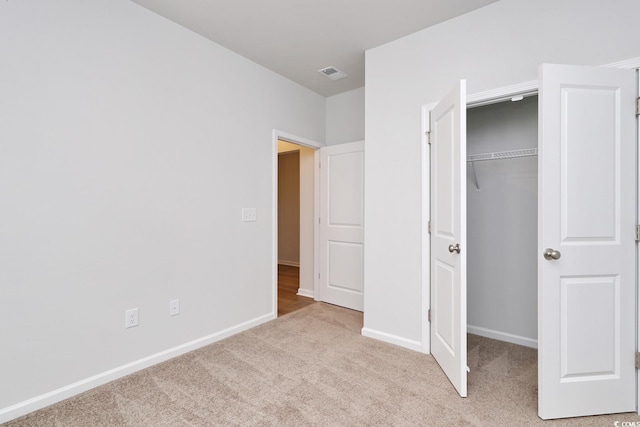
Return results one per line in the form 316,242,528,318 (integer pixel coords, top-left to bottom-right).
272,131,366,318
277,140,316,316
465,94,539,407
273,134,320,317
466,95,538,348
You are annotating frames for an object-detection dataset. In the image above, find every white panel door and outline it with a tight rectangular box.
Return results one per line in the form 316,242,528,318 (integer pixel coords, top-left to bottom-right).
318,141,364,311
538,64,637,419
430,80,467,397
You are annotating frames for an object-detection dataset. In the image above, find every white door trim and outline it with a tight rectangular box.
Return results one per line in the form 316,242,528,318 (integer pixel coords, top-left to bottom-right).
272,130,323,318
421,103,435,354
636,69,640,416
420,56,640,355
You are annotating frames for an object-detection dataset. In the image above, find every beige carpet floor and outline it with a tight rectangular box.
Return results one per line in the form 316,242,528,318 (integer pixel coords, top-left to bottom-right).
4,303,640,426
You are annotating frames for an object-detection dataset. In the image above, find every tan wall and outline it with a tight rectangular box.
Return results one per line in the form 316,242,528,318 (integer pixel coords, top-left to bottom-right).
278,151,300,265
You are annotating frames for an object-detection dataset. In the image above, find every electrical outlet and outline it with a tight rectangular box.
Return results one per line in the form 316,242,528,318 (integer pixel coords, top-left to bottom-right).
242,208,257,222
125,308,139,328
169,299,180,316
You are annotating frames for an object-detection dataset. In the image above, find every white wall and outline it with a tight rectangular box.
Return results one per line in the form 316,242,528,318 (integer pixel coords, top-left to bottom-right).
0,0,325,421
364,0,640,348
326,87,365,145
467,96,538,346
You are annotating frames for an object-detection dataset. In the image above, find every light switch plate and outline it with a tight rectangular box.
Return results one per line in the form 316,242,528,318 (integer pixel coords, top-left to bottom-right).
169,299,180,316
242,208,257,222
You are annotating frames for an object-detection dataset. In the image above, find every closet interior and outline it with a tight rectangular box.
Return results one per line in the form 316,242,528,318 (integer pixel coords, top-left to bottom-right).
466,95,539,348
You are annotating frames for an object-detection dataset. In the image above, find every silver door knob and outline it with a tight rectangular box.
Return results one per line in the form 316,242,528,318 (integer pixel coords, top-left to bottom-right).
543,248,561,260
448,244,461,254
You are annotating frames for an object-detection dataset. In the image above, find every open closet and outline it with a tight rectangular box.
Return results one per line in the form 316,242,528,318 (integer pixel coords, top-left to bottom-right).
429,64,637,419
466,95,538,348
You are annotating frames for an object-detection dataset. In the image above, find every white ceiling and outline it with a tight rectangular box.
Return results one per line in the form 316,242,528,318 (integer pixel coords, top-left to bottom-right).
131,0,499,97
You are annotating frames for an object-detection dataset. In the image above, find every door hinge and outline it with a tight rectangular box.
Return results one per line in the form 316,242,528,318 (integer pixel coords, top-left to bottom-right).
319,217,321,224
636,97,640,116
428,309,431,322
428,220,431,234
635,352,640,369
635,225,640,241
426,131,431,145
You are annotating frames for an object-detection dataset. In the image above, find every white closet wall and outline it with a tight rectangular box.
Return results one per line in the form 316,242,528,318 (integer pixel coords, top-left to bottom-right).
467,96,538,346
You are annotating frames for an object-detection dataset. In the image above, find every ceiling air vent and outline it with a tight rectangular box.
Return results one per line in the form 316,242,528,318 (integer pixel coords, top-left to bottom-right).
318,66,347,81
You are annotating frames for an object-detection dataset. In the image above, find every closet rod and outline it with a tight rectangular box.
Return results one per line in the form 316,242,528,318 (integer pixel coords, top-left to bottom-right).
466,148,538,163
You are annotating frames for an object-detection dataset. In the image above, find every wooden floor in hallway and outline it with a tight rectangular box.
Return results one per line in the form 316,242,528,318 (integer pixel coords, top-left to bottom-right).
278,264,316,316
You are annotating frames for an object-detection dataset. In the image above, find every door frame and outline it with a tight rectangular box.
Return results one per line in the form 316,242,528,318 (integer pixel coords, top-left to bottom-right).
420,57,640,413
636,66,640,416
272,130,323,318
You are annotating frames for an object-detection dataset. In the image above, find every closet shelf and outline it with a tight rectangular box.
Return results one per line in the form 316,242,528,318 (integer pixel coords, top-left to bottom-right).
467,148,538,163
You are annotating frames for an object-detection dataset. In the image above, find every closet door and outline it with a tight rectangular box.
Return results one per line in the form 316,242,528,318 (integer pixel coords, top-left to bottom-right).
430,80,467,397
538,64,637,419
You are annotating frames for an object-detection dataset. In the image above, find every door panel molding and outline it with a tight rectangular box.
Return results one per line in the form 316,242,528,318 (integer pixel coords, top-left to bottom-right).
318,140,365,311
538,63,636,419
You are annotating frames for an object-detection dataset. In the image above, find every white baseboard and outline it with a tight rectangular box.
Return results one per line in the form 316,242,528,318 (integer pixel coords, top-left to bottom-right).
468,325,537,349
296,288,314,299
278,260,300,267
0,312,275,424
361,327,422,352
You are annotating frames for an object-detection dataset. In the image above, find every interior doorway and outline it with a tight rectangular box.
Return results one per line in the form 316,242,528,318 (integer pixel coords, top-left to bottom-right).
276,139,317,316
272,132,366,317
466,95,538,348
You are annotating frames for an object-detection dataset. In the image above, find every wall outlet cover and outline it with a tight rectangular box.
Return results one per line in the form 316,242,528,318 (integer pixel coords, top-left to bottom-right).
125,308,139,328
242,208,257,222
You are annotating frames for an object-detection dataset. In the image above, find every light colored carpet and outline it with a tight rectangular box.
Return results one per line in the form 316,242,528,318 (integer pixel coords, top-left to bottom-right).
4,303,640,426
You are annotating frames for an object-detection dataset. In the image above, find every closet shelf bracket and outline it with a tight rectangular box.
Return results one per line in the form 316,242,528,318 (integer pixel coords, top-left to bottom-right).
470,161,480,191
